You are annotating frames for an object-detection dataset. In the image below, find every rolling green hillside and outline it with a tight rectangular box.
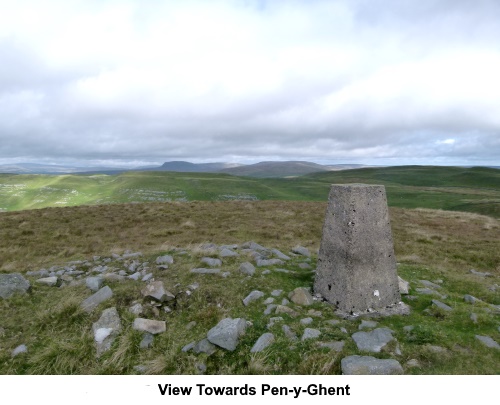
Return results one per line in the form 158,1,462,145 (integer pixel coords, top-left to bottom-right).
0,166,499,217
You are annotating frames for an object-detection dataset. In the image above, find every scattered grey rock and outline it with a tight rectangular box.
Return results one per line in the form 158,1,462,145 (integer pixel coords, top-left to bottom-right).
300,317,313,325
219,248,238,258
341,355,403,375
325,319,340,326
256,258,284,267
475,335,500,349
156,255,173,265
464,294,479,304
243,290,265,306
419,280,442,289
432,299,452,311
141,281,175,302
470,313,478,323
0,273,31,299
186,321,197,330
282,325,299,341
271,289,283,297
35,276,60,287
129,303,143,315
289,287,314,306
243,241,267,252
298,263,312,270
133,365,147,374
188,282,200,290
301,328,321,341
318,341,345,352
190,268,221,274
239,262,255,276
263,297,275,305
193,338,218,355
251,332,275,352
221,271,231,278
415,288,446,298
275,305,299,317
11,344,28,357
201,257,222,267
264,304,277,315
398,276,409,294
281,298,290,305
140,333,154,349
359,320,378,330
274,268,292,274
340,327,348,333
271,249,290,260
195,362,207,374
122,252,142,259
142,273,153,282
128,272,141,281
261,270,271,275
425,345,448,353
132,318,166,334
92,307,122,357
406,359,421,368
292,245,311,257
206,317,247,351
81,286,113,313
266,317,283,329
351,328,395,353
470,269,492,277
182,341,196,352
308,310,322,318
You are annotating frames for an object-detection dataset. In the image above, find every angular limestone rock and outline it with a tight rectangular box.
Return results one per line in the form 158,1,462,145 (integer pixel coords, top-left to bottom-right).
315,184,401,314
141,281,175,302
0,273,31,299
250,333,275,352
289,287,314,306
351,328,395,352
92,307,122,357
206,317,246,351
133,318,166,334
81,286,113,313
341,355,403,375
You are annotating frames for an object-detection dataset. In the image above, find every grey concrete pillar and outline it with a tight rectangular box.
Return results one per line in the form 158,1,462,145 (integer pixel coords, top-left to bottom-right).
314,184,401,314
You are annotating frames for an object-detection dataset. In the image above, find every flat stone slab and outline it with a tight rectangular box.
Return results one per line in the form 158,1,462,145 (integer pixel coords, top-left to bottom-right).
92,307,122,357
243,290,265,306
250,332,275,352
289,287,314,306
0,273,31,299
11,344,28,357
302,328,321,341
81,286,113,312
432,300,453,311
219,248,238,258
190,268,221,274
239,262,255,276
207,317,246,351
419,280,442,289
351,328,395,352
156,255,174,265
86,276,104,292
141,281,175,302
341,355,403,375
292,245,311,257
35,276,60,287
317,341,345,352
133,318,166,334
475,335,500,349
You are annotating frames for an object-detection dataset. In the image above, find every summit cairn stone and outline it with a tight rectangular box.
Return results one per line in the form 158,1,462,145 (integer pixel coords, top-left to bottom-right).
314,184,404,315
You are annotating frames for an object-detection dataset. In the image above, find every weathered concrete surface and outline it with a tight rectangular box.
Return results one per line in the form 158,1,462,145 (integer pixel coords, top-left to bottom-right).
314,184,401,313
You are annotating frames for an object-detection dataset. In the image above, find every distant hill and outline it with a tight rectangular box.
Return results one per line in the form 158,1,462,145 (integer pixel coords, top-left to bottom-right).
219,161,332,177
0,163,132,174
155,161,242,173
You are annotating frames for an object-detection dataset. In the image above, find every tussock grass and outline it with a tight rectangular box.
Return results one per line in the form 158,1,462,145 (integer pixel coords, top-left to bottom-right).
0,201,499,375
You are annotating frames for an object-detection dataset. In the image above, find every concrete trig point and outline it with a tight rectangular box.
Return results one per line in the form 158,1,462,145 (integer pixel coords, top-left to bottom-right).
314,184,406,317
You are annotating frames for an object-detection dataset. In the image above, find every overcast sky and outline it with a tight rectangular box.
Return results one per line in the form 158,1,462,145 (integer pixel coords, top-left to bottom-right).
1,0,499,167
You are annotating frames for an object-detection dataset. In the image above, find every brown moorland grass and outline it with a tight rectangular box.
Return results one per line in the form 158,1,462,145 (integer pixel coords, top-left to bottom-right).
0,201,499,375
0,201,499,278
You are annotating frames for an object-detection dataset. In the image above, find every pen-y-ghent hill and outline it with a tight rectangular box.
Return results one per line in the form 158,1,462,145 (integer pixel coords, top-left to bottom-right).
0,165,499,374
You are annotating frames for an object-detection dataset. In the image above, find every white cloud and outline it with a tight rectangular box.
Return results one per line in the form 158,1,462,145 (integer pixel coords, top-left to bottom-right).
0,0,499,166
